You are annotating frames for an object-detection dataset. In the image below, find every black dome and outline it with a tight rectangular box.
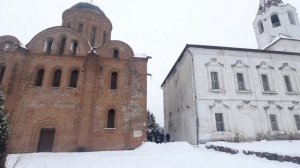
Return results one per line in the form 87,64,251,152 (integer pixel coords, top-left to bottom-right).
71,2,105,15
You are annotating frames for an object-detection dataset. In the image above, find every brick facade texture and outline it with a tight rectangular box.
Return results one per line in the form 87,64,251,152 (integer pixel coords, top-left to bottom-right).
0,3,147,153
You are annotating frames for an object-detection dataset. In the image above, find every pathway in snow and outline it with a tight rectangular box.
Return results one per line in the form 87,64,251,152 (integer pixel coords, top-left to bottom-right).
6,142,299,168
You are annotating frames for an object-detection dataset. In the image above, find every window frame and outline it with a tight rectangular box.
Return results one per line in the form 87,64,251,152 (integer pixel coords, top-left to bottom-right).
236,73,246,91
284,75,294,92
107,109,116,128
258,20,264,34
294,115,300,131
34,68,45,87
269,114,279,131
110,72,118,90
70,40,78,56
215,113,225,132
271,14,281,28
52,69,62,87
58,36,66,55
113,49,119,58
288,11,296,25
78,23,83,33
261,74,271,92
90,27,97,47
69,70,79,88
0,65,5,85
210,71,220,90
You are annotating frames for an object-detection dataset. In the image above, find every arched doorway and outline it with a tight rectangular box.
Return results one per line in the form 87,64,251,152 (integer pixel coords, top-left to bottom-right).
37,128,56,152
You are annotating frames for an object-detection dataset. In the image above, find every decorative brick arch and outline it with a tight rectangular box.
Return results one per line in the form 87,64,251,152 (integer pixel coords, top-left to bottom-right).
97,40,134,59
26,26,91,55
29,118,58,152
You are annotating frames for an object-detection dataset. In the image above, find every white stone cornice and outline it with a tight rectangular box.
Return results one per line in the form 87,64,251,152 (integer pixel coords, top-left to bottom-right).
279,63,296,71
263,101,282,110
209,100,229,111
237,101,257,109
288,101,300,110
231,60,249,68
256,62,274,69
205,58,224,67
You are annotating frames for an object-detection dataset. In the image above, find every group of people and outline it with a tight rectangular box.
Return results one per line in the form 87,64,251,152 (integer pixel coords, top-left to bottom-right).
147,131,171,143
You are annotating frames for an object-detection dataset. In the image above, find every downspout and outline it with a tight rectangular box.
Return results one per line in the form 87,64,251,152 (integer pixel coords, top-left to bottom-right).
188,49,200,145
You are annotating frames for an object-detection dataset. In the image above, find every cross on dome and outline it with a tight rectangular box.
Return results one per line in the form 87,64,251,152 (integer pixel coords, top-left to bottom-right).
258,0,285,14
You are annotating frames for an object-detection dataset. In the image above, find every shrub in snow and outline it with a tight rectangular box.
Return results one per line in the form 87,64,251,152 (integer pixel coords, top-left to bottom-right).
0,88,9,168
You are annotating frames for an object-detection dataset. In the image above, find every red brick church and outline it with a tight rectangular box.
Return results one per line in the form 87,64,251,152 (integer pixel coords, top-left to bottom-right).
0,2,148,153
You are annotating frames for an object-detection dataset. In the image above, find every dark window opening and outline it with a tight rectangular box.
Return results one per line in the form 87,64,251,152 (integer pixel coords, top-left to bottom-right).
71,41,78,56
67,22,71,28
113,49,119,58
107,109,116,128
52,69,62,87
284,75,293,92
90,27,97,47
37,128,55,152
58,37,66,54
103,33,107,43
294,115,300,130
0,66,5,85
69,70,79,88
78,24,83,33
215,113,225,131
288,12,296,25
46,40,53,54
258,21,264,34
110,72,118,89
237,73,246,91
34,69,45,87
261,74,271,91
211,72,220,90
271,14,281,27
269,114,279,131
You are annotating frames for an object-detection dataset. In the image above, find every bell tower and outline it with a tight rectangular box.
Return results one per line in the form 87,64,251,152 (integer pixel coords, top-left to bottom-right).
253,0,300,50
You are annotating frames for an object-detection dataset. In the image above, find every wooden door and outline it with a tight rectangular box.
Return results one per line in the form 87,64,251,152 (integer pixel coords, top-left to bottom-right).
37,128,55,152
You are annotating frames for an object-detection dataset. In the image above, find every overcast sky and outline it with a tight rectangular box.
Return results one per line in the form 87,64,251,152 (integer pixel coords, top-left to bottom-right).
1,0,300,125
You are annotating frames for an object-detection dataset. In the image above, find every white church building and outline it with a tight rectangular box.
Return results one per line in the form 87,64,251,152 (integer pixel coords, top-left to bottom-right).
162,0,300,144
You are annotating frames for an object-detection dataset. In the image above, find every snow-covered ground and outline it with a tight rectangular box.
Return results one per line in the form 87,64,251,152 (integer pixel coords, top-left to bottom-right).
207,140,300,157
7,142,299,168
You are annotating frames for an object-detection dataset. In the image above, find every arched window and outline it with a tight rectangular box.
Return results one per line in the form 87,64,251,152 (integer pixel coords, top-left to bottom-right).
271,14,281,27
34,68,45,87
52,69,62,87
0,65,5,85
107,109,116,128
70,41,78,56
4,44,9,52
43,39,53,54
258,20,264,34
90,27,97,47
113,49,119,58
78,24,83,33
103,32,107,43
58,36,66,54
110,72,118,89
288,11,296,25
69,70,79,88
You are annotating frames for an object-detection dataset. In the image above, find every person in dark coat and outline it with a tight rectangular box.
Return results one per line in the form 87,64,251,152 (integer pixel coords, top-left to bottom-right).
166,133,170,142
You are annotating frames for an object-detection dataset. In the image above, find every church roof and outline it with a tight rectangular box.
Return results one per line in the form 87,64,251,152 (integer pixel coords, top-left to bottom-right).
258,0,285,14
70,2,105,15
